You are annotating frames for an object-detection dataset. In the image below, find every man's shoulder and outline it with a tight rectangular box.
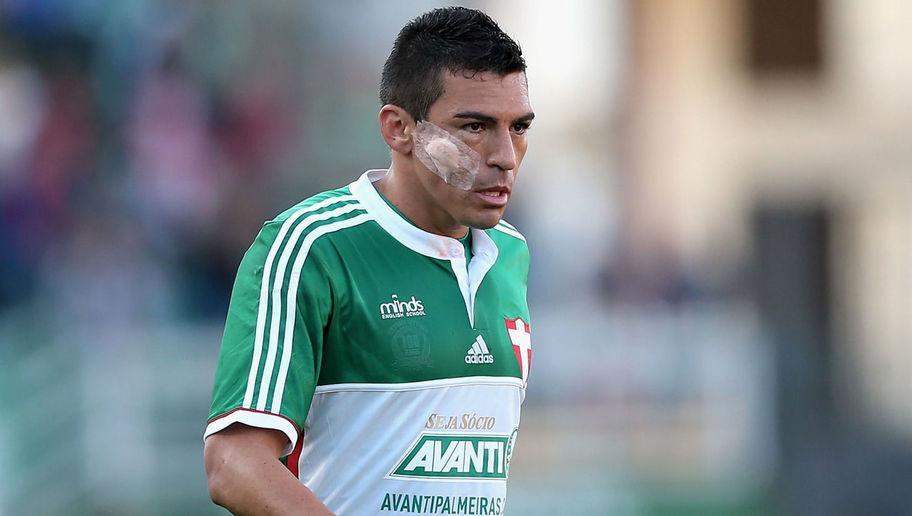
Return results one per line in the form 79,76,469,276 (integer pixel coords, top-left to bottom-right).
251,183,376,262
268,184,358,227
485,218,530,279
487,218,529,255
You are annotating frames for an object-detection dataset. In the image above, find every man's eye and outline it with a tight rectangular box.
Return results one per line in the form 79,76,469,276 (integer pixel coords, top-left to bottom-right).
463,122,484,132
512,123,531,134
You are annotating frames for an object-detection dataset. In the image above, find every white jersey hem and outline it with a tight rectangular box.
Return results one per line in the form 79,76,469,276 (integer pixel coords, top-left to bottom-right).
314,375,524,394
204,408,298,456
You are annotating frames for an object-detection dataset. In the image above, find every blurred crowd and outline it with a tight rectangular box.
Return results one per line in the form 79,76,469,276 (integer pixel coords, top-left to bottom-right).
0,2,329,323
0,1,706,328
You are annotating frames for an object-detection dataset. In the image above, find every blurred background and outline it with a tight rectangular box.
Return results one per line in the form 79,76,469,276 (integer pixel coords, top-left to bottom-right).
1,0,910,514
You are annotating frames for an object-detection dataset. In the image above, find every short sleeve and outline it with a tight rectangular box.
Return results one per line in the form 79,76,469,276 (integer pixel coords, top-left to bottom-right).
204,220,332,456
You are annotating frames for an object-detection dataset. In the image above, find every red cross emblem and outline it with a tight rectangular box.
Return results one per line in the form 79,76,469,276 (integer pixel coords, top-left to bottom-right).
505,317,532,386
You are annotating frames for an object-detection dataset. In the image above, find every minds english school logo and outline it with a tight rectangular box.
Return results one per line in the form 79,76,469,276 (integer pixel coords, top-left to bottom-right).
379,294,426,320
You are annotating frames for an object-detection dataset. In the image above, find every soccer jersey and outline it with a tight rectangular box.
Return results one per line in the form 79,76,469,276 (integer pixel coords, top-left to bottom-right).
206,169,532,515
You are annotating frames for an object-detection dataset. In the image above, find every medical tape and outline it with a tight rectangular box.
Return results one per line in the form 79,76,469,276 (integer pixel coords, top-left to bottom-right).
413,121,482,191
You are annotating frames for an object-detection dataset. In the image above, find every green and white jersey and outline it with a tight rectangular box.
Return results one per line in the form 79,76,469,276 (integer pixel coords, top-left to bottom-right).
206,169,532,515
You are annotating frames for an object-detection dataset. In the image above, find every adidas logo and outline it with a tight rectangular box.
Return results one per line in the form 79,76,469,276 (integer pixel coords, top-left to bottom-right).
464,336,495,364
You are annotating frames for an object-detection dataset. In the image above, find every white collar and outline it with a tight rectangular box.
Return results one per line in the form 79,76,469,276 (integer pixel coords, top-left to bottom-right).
349,169,499,327
349,169,499,263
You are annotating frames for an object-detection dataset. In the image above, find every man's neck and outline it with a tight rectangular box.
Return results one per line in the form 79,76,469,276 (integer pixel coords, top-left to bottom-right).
374,162,469,239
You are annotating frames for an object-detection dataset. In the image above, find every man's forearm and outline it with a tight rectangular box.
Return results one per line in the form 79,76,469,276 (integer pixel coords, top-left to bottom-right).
205,428,333,515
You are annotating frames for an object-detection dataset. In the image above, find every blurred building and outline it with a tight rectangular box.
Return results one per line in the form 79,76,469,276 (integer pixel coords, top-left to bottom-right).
622,0,912,513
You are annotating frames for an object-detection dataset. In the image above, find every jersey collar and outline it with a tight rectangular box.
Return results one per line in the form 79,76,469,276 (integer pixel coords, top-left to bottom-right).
350,169,499,263
350,169,499,328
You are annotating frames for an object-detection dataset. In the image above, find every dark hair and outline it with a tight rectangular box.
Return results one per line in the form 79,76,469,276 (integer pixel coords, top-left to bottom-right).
379,7,526,121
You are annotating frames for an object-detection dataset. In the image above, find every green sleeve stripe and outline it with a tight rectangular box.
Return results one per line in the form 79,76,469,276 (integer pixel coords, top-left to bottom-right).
243,195,359,409
255,205,369,413
271,188,354,222
270,212,374,413
497,219,518,231
493,223,526,242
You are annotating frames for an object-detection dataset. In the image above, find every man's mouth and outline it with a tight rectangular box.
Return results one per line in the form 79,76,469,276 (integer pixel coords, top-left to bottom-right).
473,186,511,206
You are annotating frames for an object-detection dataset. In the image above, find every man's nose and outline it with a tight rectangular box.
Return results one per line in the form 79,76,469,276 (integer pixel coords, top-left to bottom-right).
484,128,517,172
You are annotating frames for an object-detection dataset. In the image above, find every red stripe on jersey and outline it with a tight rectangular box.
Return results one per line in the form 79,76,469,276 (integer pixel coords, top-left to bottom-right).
285,433,305,478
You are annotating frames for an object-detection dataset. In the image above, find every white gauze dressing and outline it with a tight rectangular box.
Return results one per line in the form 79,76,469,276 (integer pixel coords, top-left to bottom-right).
413,121,482,191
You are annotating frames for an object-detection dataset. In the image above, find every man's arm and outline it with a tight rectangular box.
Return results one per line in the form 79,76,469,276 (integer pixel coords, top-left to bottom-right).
204,425,333,515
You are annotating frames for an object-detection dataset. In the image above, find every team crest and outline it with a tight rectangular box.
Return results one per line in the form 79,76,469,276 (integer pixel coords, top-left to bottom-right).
504,317,532,385
389,320,432,370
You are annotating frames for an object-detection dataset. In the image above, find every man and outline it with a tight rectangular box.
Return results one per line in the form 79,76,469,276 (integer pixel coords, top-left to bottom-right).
204,7,534,515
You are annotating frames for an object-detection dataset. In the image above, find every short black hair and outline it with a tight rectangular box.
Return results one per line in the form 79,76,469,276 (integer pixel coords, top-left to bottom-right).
379,7,526,121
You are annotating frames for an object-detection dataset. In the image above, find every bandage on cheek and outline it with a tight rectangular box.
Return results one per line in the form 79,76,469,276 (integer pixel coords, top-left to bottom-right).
413,121,482,191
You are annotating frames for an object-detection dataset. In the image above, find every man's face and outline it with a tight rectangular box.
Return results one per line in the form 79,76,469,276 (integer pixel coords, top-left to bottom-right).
412,70,533,231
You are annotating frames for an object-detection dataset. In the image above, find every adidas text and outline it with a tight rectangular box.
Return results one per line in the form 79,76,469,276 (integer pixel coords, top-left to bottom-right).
465,336,495,364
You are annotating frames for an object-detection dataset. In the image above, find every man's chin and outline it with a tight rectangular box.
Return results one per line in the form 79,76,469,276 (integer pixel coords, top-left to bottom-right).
463,213,504,230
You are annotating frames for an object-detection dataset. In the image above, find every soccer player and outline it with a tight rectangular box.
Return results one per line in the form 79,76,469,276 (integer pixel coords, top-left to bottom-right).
204,7,534,515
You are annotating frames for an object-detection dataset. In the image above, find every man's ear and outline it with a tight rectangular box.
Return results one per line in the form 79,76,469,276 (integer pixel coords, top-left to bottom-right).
379,105,415,154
